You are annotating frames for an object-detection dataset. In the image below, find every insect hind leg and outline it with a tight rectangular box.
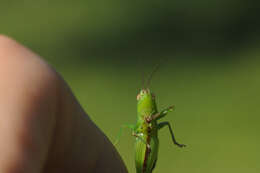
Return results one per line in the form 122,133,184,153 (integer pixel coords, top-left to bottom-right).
158,121,186,148
151,158,157,172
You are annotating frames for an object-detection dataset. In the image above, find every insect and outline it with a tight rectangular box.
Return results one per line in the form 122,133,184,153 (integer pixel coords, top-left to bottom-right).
115,68,186,173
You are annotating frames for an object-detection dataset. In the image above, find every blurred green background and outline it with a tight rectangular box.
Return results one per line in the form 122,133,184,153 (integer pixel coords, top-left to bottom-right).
1,0,260,172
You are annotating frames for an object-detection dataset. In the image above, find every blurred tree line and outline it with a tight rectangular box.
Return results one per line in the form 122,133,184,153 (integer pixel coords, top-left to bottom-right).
1,0,260,61
65,0,260,57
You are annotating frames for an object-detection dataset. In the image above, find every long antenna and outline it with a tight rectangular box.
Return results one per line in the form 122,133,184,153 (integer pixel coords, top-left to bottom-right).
138,57,146,89
145,62,161,88
142,70,145,89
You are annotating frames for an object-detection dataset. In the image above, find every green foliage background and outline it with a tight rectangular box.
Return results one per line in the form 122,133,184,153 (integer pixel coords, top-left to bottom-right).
1,1,260,172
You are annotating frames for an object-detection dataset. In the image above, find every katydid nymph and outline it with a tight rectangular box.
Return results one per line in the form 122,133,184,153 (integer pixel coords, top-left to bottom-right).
115,69,186,173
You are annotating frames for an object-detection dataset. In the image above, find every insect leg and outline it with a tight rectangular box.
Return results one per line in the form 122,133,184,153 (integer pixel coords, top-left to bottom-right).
114,124,136,145
132,132,151,149
158,121,186,148
151,158,157,172
147,105,175,122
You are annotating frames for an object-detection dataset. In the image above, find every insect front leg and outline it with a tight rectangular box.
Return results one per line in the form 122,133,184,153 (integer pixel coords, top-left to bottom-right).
132,132,151,149
158,121,186,148
114,124,136,145
146,105,175,123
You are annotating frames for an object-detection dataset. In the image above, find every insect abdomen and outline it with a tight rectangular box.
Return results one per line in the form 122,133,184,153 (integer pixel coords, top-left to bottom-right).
135,134,159,173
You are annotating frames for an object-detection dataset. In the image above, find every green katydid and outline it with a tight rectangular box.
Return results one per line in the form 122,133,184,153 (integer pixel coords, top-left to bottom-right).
115,67,186,173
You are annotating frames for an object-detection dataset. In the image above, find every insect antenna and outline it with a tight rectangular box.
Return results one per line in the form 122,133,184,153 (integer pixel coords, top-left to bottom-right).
145,62,161,88
138,57,146,89
141,66,146,89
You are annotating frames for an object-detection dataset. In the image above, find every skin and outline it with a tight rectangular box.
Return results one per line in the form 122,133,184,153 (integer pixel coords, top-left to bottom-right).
0,35,128,173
